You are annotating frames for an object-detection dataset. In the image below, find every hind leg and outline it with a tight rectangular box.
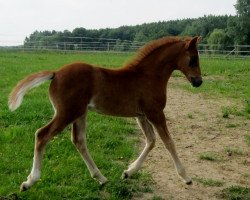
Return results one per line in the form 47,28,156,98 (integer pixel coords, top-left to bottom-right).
20,117,68,191
122,116,156,178
71,114,107,184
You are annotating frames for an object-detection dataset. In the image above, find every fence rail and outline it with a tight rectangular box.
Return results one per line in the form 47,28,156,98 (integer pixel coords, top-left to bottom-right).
198,44,250,58
1,37,250,58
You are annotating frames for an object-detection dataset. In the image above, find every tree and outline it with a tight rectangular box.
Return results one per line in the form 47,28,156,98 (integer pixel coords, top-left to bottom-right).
226,16,238,44
182,15,230,43
207,29,228,51
24,14,241,49
134,30,148,42
234,0,250,44
235,0,250,17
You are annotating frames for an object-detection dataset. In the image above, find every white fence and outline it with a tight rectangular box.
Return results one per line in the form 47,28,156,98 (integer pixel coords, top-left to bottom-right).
198,44,250,58
1,37,250,58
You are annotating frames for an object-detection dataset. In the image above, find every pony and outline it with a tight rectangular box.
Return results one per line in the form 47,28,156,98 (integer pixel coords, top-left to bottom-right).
8,36,202,191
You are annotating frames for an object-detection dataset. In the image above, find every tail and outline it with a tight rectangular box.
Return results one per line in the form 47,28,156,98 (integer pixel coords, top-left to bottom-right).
8,71,55,111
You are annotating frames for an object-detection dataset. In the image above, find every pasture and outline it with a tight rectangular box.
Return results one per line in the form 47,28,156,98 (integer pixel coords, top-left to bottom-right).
0,51,249,199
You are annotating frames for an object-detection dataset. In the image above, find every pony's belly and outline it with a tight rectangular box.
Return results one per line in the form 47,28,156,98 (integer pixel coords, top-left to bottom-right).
87,98,140,117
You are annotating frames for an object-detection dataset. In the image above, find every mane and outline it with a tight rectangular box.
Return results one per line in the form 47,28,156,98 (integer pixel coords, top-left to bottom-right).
124,36,184,68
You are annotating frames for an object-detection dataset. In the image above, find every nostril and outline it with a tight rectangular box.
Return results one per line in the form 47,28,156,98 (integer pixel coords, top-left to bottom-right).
191,77,202,87
197,79,202,85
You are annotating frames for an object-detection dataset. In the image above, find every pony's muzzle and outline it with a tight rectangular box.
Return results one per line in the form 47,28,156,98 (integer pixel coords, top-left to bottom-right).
191,77,203,87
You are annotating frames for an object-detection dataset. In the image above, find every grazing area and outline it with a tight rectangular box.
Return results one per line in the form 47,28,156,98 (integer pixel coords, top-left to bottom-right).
0,51,249,199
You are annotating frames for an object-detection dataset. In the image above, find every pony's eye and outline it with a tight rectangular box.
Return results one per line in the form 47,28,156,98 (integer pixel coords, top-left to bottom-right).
189,55,198,68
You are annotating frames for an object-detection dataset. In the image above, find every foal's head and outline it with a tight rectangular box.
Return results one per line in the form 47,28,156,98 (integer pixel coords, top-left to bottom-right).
176,36,202,87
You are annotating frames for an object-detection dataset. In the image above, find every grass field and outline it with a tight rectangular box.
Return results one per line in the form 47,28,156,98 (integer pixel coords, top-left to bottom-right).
173,56,250,119
0,51,249,199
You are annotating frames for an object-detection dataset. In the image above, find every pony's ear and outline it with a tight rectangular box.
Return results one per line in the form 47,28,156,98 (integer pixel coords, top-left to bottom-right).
197,36,202,43
186,36,201,50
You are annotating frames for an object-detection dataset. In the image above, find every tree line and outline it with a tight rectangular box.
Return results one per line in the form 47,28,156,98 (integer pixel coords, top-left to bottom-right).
24,0,249,51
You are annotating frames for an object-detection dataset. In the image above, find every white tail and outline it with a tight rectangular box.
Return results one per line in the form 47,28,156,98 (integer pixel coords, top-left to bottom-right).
8,71,54,111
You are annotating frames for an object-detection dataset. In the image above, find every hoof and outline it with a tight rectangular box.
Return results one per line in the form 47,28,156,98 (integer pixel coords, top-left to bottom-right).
121,171,129,179
99,178,108,186
20,182,29,192
186,180,193,185
99,179,108,189
94,175,108,186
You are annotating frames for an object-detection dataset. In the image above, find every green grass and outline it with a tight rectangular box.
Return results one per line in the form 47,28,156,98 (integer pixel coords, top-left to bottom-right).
224,147,244,156
218,186,250,200
0,51,153,200
225,123,239,128
222,106,233,118
199,152,221,161
193,177,224,187
245,134,250,146
187,113,194,119
151,196,165,200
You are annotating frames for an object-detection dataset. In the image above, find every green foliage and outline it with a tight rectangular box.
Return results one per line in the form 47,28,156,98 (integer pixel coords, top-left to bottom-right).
207,29,229,50
226,16,239,44
234,0,250,44
23,14,246,50
134,30,149,42
181,15,231,41
226,0,250,45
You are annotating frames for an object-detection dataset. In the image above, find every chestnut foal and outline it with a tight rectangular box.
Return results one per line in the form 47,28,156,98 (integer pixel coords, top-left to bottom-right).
9,36,202,191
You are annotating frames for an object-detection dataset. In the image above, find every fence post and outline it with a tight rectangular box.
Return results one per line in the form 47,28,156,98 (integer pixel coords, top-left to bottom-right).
205,45,209,55
107,42,110,51
80,37,82,51
235,45,240,56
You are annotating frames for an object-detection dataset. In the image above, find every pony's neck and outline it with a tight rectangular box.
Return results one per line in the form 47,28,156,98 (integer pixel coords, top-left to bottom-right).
136,41,184,84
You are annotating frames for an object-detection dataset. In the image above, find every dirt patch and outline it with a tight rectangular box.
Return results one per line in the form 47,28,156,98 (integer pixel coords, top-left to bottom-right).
134,78,250,200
